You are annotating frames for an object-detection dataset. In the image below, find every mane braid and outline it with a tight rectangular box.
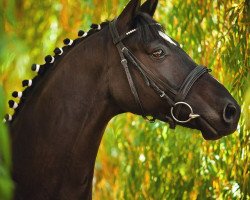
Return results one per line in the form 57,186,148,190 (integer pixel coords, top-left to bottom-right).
3,21,109,124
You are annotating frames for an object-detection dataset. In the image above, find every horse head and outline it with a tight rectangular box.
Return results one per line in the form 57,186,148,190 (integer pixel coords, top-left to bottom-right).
108,0,240,140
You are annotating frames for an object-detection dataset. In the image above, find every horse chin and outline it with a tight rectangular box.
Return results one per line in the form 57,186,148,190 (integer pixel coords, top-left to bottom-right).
201,130,222,140
198,117,224,140
157,113,235,140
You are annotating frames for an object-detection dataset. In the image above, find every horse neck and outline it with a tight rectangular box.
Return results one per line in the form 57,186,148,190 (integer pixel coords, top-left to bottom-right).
11,27,120,199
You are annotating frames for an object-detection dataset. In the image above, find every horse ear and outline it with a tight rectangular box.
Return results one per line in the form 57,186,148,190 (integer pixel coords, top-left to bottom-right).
117,0,141,31
140,0,158,16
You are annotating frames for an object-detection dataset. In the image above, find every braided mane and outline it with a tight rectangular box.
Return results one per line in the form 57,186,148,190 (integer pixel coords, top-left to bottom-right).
4,21,109,123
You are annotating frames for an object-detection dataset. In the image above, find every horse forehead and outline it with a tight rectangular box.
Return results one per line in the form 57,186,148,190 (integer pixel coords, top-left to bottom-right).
158,31,177,46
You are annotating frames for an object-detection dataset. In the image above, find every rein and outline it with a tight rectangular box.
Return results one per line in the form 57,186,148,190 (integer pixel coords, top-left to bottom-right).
109,19,210,128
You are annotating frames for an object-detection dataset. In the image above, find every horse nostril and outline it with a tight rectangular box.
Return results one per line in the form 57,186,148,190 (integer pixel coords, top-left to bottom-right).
223,103,237,123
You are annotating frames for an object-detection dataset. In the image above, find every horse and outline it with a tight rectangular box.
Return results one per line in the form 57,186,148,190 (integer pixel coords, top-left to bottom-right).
4,0,240,199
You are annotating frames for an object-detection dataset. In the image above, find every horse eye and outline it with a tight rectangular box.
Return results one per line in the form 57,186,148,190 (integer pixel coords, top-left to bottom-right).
152,49,165,59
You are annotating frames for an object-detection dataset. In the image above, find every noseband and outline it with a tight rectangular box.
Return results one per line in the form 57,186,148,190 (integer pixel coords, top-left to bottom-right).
109,19,210,128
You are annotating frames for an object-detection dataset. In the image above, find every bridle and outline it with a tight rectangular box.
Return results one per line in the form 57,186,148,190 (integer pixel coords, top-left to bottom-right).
109,19,210,129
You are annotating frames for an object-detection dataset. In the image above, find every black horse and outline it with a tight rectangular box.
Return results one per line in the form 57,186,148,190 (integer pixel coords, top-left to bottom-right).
5,0,240,199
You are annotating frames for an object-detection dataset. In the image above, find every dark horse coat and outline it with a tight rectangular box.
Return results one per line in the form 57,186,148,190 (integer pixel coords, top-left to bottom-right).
6,0,240,199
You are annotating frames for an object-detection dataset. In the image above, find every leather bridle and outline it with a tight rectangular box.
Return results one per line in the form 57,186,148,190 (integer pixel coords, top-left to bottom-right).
109,19,210,129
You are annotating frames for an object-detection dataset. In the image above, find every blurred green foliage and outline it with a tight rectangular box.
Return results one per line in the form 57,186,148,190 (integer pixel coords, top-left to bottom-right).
0,86,13,200
0,0,249,199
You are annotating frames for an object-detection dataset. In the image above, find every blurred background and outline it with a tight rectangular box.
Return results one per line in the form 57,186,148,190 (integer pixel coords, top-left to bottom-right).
0,0,249,199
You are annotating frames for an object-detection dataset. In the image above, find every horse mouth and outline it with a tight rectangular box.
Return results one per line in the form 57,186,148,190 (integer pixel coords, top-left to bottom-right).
158,113,237,140
198,116,235,140
200,120,222,140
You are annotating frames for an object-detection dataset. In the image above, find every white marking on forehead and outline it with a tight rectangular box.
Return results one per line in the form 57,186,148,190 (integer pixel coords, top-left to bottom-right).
158,31,177,46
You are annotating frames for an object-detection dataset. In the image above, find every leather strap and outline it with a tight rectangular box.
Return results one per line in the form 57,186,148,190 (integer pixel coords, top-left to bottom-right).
175,66,208,102
173,66,208,119
109,20,155,122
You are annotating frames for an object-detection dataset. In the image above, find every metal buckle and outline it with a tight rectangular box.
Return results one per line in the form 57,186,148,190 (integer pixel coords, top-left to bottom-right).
121,47,128,53
160,91,165,98
170,102,200,123
121,59,127,65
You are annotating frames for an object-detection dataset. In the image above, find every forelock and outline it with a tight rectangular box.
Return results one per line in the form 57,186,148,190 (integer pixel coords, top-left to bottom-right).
131,12,164,44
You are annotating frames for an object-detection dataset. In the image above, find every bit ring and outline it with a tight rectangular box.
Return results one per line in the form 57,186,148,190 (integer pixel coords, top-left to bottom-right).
170,102,200,123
